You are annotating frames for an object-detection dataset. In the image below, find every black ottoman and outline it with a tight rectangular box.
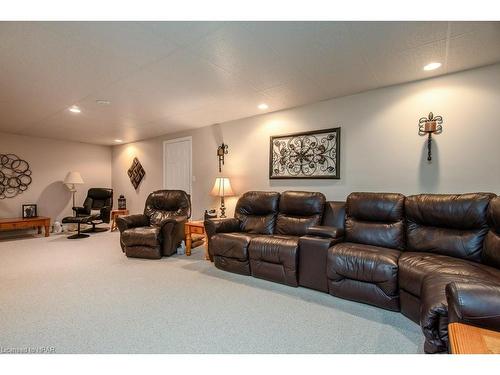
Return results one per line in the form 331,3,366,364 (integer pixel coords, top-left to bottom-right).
62,214,99,239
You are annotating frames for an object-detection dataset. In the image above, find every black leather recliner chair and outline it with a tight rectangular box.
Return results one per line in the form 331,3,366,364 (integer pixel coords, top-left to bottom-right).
62,188,113,239
74,188,114,232
116,190,191,259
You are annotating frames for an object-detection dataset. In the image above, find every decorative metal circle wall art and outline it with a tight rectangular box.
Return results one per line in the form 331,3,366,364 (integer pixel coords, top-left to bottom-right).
0,153,33,199
127,157,145,190
269,127,341,179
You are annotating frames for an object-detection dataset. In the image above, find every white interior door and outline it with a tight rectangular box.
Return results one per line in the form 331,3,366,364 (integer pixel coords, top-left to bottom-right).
163,137,192,194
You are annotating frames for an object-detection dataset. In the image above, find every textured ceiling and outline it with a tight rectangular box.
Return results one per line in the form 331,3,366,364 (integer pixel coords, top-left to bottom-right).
0,21,499,145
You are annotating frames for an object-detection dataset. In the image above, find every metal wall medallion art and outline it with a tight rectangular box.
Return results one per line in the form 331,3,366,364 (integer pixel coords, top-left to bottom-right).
0,153,33,199
270,127,340,179
127,157,145,189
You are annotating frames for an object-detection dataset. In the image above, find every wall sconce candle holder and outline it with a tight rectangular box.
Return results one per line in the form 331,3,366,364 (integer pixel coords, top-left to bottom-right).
217,143,228,172
418,112,443,161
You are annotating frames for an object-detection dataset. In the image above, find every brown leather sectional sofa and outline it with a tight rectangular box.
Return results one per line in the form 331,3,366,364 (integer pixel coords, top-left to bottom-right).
205,190,500,353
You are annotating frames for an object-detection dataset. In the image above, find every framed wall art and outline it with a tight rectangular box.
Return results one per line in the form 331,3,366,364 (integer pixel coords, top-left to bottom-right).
269,127,340,179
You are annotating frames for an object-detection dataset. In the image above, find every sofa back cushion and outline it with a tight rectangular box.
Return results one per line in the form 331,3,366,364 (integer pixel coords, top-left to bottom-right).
275,191,325,236
144,190,191,226
322,201,346,230
406,193,495,262
483,196,500,269
235,191,280,234
345,192,405,250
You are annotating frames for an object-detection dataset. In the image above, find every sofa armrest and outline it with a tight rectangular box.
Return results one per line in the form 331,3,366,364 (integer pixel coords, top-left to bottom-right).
446,281,500,331
157,216,188,256
306,225,344,239
100,205,112,223
73,206,90,216
204,218,241,238
116,214,150,233
204,218,241,262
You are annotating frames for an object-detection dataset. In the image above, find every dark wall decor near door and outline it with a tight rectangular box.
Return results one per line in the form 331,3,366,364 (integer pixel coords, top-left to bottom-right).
269,127,340,179
0,153,33,199
127,157,145,189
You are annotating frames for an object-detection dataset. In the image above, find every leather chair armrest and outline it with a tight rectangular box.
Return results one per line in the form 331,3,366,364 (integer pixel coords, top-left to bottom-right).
157,215,188,235
204,218,241,238
306,225,344,239
446,281,500,331
100,205,112,223
73,206,90,215
116,214,150,232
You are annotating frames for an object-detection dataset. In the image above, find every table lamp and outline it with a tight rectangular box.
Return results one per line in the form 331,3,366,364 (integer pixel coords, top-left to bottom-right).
210,177,234,218
64,171,84,213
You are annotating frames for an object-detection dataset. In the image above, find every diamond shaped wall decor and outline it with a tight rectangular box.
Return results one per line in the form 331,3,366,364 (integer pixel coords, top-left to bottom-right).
127,157,145,190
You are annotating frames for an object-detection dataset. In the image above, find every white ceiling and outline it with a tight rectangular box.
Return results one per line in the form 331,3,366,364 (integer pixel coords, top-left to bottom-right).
0,21,499,145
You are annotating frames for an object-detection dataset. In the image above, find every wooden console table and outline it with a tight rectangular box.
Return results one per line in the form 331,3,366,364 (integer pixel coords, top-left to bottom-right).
0,217,51,237
184,220,209,260
449,322,500,354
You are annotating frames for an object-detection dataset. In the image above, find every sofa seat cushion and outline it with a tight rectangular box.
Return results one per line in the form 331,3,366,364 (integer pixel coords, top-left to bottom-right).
249,235,299,263
211,233,257,260
326,242,401,311
399,252,499,297
248,235,299,286
122,226,161,247
327,242,401,295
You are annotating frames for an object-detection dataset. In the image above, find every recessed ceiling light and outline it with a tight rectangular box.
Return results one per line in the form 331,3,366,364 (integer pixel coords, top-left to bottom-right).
258,103,269,110
423,62,442,71
114,139,123,143
96,99,111,105
69,106,81,113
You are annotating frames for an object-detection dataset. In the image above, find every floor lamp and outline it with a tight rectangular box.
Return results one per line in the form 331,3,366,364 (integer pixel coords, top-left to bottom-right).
64,171,84,215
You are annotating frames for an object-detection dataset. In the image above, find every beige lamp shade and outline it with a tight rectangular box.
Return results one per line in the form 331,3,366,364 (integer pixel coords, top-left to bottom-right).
210,177,234,197
64,171,84,185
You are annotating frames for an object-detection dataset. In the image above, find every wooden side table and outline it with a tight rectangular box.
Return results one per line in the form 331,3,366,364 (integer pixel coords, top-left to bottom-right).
184,220,209,260
110,209,129,231
449,322,500,354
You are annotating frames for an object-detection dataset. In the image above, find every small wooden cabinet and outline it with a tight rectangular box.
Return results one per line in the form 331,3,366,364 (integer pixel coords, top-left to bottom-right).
110,209,129,231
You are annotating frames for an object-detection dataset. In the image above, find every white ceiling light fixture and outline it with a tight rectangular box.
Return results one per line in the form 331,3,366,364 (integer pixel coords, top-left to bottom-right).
96,99,111,105
258,103,269,110
423,62,442,71
114,139,123,143
69,105,81,113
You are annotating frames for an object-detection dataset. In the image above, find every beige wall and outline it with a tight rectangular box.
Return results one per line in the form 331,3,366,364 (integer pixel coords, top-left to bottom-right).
112,64,500,220
0,132,111,223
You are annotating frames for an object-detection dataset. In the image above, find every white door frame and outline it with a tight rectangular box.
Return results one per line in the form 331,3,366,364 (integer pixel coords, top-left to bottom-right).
163,136,193,196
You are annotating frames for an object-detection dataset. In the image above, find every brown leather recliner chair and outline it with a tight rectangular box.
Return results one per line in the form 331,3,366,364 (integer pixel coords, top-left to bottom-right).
62,188,113,239
116,190,191,259
206,191,280,276
326,192,406,311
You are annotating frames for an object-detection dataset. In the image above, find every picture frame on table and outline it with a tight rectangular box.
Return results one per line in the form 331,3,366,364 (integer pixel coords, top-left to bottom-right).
22,204,38,218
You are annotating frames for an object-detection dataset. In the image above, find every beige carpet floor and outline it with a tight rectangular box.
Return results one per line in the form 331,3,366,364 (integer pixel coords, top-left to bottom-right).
0,231,424,353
